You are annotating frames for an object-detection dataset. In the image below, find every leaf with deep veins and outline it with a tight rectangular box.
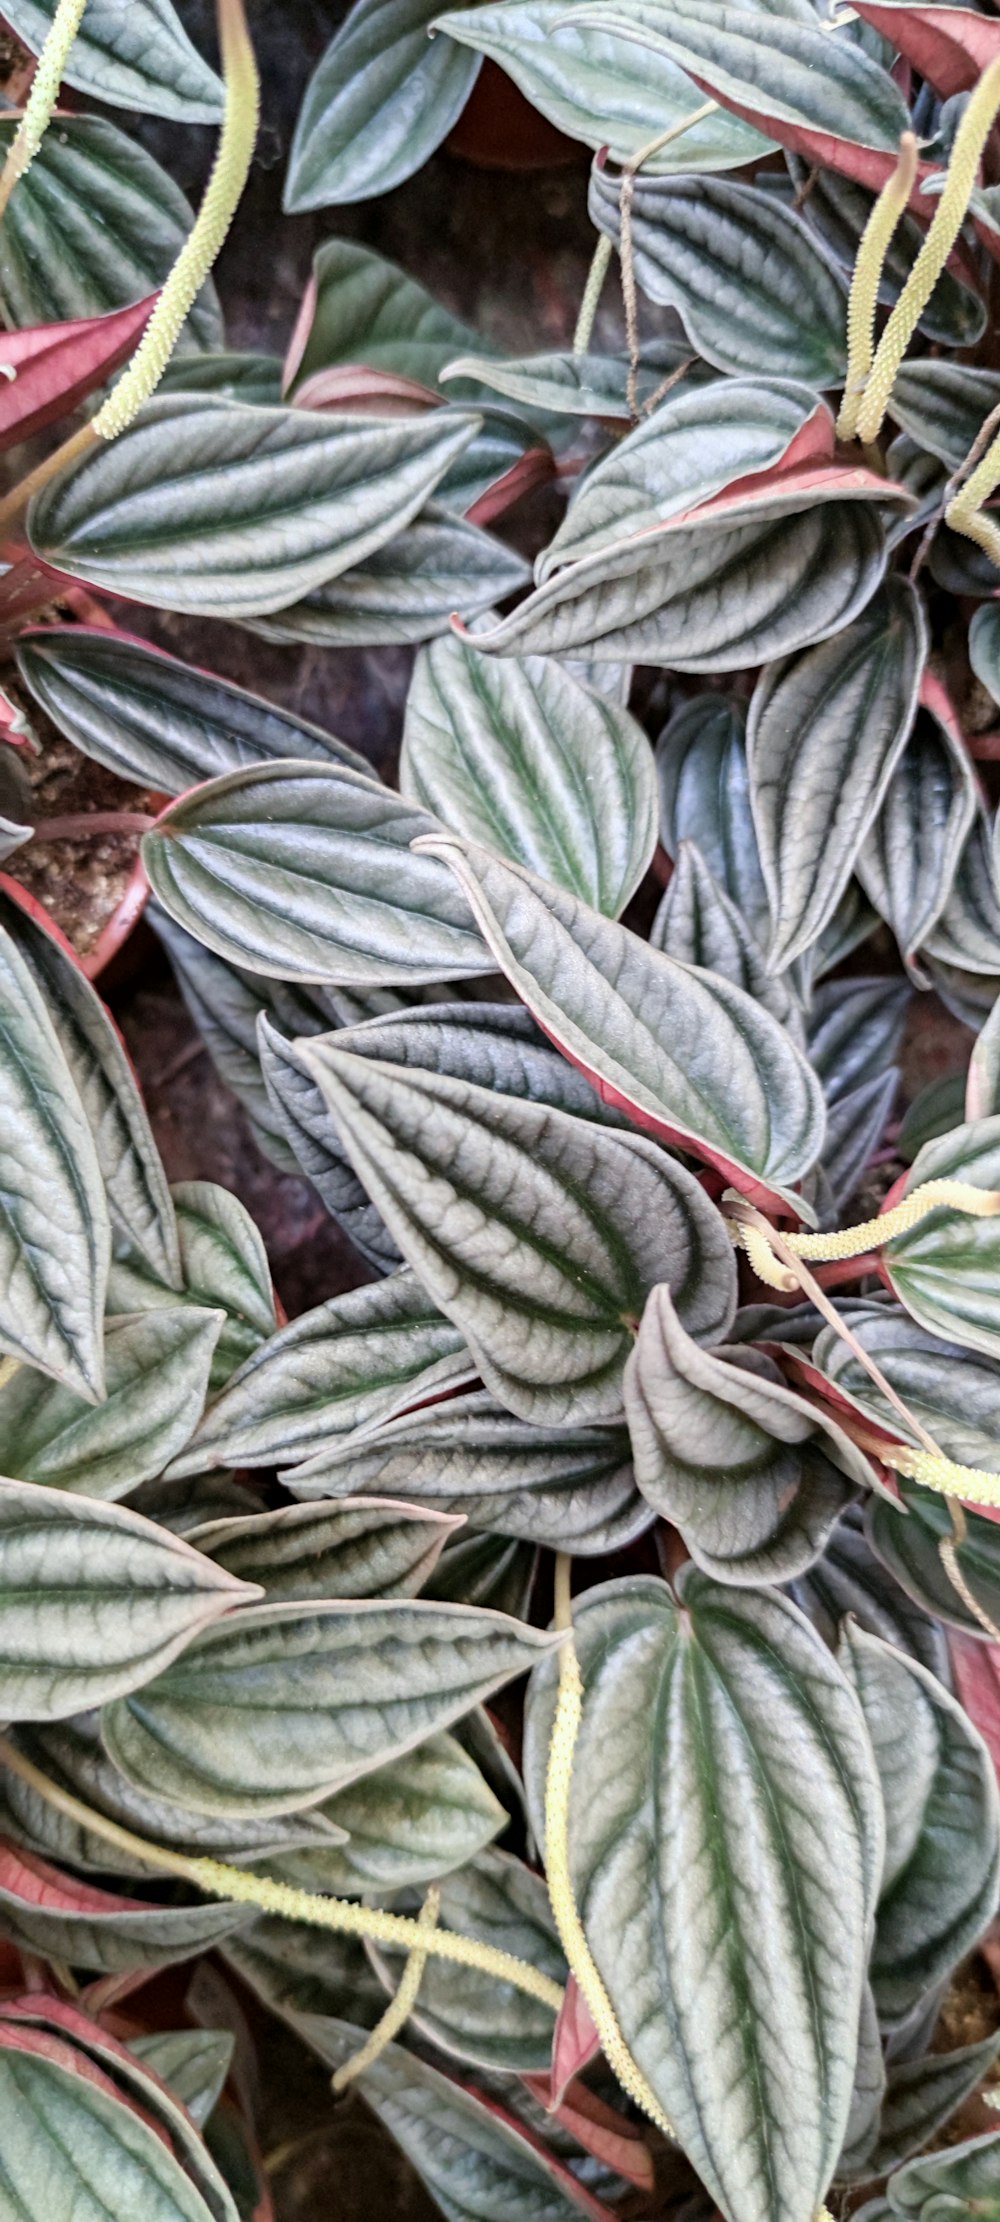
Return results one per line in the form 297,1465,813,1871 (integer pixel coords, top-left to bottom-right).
413,834,826,1209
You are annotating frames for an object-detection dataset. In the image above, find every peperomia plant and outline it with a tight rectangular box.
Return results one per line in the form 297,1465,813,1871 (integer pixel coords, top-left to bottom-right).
7,0,1000,2218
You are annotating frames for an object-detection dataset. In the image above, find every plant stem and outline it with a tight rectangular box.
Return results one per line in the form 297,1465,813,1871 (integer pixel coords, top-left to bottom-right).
0,1734,564,2013
0,0,88,224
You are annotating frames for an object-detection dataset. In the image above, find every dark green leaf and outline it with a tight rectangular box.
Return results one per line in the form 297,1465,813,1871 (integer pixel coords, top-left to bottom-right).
440,344,710,421
102,1597,561,1818
867,1479,1000,1640
423,1529,537,1616
158,354,285,406
300,1036,737,1422
890,361,1000,471
401,633,657,914
657,693,770,948
858,689,978,966
923,816,1000,979
283,240,481,395
142,761,492,988
28,397,480,619
285,0,480,210
17,629,369,794
0,116,221,349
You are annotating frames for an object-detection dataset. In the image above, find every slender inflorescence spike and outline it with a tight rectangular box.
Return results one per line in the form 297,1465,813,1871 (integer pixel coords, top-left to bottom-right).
730,1180,1000,1290
854,58,1000,446
331,1886,441,2091
544,1554,675,2137
836,131,918,443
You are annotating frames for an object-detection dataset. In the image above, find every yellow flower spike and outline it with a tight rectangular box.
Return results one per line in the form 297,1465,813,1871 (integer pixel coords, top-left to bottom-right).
93,0,259,440
946,429,1000,566
0,1734,564,2014
730,1178,1000,1286
544,1554,676,2138
836,130,918,444
331,1885,441,2091
0,0,89,225
884,1440,1000,1509
855,57,1000,447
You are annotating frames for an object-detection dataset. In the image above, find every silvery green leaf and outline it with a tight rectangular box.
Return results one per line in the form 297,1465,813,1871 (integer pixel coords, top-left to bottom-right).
223,1919,386,2033
423,1530,537,1617
109,1181,276,1391
455,487,889,667
284,239,481,395
372,1849,565,2071
417,833,826,1208
169,1271,473,1476
867,1479,1000,1641
244,504,531,646
435,0,773,167
158,353,284,405
747,578,926,970
285,0,481,212
656,693,770,947
523,1571,884,2222
878,2130,1000,2220
891,361,1000,470
821,1071,899,1216
651,842,802,1038
923,815,1000,977
0,1476,256,1721
17,628,369,793
540,377,822,576
813,1306,1000,1470
142,761,492,988
0,117,221,348
286,1388,649,1556
624,1284,874,1583
299,1037,737,1423
847,2034,1000,2184
0,1309,221,1497
882,1118,1000,1357
28,397,480,620
897,1071,967,1162
0,917,109,1399
271,1731,506,1895
257,1019,399,1266
1,1714,345,1879
0,1841,249,1975
128,2031,234,2130
440,345,709,421
101,1597,561,1819
0,0,223,118
858,687,979,965
191,1498,462,1601
786,1505,951,1681
401,633,657,915
969,993,1000,1122
283,2030,611,2222
971,605,1000,714
0,2044,232,2222
588,167,847,384
807,976,911,1102
839,1986,886,2181
841,1625,1000,2026
0,886,178,1286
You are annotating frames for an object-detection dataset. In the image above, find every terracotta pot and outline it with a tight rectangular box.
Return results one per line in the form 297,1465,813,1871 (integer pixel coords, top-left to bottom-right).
446,59,581,169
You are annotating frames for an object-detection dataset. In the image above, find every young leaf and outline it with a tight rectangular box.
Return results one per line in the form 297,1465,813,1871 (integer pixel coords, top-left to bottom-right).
298,1039,737,1423
141,761,492,987
0,2041,229,2222
0,1476,256,1721
285,0,481,211
168,1271,473,1476
17,629,370,793
269,1730,506,1895
191,1497,462,1602
624,1285,873,1583
101,1598,561,1818
0,0,224,119
0,1309,222,1497
28,396,480,619
0,916,109,1399
246,504,531,647
588,170,847,384
747,578,927,970
841,1625,1000,2025
286,1389,650,1557
0,1840,249,1974
524,1572,884,2222
283,239,482,396
882,1119,1000,1358
0,885,179,1287
416,833,826,1207
0,116,222,348
540,378,827,574
434,0,773,169
401,634,657,915
0,297,157,455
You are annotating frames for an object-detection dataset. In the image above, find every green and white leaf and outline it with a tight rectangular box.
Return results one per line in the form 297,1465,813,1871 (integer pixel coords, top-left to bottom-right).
283,240,481,395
